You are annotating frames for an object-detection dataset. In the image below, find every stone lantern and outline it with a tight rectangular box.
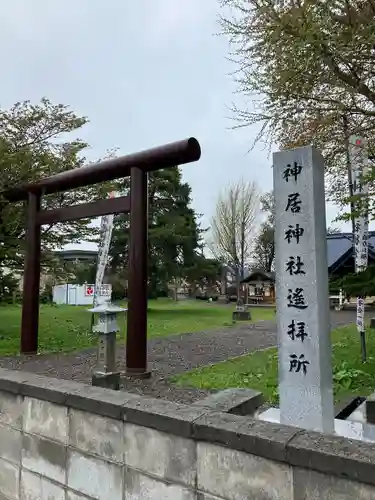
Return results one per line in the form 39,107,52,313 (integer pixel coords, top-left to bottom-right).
232,297,251,321
88,302,126,390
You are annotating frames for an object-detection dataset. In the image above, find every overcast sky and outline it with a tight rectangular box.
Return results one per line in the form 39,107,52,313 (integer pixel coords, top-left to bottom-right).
1,0,352,250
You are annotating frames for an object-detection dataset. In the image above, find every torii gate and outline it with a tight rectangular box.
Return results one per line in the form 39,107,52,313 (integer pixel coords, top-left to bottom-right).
2,137,201,377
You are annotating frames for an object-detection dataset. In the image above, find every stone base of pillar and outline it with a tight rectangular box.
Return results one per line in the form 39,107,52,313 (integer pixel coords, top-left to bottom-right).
370,318,375,329
92,371,121,390
217,294,228,304
232,310,251,321
123,368,151,379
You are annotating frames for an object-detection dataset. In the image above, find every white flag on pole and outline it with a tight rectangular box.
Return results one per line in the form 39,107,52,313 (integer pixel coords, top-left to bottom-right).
349,136,369,333
93,192,115,306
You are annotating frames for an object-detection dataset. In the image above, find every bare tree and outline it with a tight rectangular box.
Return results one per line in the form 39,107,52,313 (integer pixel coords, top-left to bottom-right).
208,179,260,297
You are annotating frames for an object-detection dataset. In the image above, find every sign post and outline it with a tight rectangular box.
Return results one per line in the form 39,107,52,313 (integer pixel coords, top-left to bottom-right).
90,192,115,333
349,136,369,362
273,146,334,433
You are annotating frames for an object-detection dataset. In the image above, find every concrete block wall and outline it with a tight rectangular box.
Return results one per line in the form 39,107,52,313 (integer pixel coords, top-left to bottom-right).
0,369,375,499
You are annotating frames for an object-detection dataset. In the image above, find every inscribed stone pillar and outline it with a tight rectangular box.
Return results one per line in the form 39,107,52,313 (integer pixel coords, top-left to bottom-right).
273,146,334,433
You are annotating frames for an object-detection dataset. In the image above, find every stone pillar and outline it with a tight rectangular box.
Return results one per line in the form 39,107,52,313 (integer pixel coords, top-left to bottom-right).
273,146,334,433
88,303,126,390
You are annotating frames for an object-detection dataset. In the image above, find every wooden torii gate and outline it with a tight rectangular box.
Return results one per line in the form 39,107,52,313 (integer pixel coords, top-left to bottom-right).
2,137,201,377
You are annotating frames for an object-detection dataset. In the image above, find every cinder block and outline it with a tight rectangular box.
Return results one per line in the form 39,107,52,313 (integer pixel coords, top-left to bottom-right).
123,397,207,438
24,397,68,443
193,388,263,416
0,392,23,429
22,434,66,484
124,468,196,500
293,468,375,499
67,450,123,500
0,423,21,464
0,458,19,500
124,423,196,486
193,412,297,463
197,442,293,500
21,469,65,500
287,429,375,486
69,408,124,463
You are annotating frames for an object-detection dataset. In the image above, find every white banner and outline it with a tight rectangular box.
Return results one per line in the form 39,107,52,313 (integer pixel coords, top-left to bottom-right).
93,192,115,306
349,136,369,333
350,135,369,273
356,297,365,330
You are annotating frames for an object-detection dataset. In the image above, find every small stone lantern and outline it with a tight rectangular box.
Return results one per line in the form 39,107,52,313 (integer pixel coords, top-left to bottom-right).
232,298,251,321
88,302,126,390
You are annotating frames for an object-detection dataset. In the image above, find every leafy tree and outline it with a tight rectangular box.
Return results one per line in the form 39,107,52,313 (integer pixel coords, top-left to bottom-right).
208,179,260,295
336,266,375,298
219,1,375,212
0,99,109,287
185,255,222,293
0,270,20,304
109,167,203,297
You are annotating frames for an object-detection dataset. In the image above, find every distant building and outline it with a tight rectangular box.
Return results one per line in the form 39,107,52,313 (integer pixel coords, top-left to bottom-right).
241,270,275,304
53,249,98,265
327,232,375,277
10,249,99,292
240,232,375,303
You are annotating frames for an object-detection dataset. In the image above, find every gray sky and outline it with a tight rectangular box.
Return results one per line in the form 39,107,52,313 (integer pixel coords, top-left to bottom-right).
1,0,352,250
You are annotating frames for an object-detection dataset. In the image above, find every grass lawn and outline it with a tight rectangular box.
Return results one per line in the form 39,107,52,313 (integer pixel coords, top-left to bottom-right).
172,324,375,405
0,299,275,356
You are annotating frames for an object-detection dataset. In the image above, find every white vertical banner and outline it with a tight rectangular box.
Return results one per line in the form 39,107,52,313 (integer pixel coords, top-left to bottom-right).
93,192,115,307
349,136,369,332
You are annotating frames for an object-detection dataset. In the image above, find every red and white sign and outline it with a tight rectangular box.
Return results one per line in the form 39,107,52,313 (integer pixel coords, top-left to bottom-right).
84,284,95,296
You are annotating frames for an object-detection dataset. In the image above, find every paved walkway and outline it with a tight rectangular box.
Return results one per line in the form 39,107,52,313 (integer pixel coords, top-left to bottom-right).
0,310,362,404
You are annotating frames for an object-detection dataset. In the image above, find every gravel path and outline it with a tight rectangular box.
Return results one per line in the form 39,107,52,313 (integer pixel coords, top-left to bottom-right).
0,310,361,404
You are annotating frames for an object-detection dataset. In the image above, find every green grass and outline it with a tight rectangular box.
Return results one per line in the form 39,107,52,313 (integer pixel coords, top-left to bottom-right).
172,324,375,405
0,299,275,356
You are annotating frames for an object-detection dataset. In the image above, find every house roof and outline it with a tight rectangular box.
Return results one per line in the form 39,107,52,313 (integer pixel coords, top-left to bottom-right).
54,249,98,259
241,232,375,282
241,269,275,283
327,231,375,273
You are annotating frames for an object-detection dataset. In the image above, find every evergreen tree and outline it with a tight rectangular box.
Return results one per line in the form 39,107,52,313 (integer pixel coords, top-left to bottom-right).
110,167,203,297
253,191,275,271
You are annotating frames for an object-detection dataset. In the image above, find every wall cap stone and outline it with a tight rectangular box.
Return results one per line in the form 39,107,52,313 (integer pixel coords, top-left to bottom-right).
192,388,263,416
1,368,375,486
